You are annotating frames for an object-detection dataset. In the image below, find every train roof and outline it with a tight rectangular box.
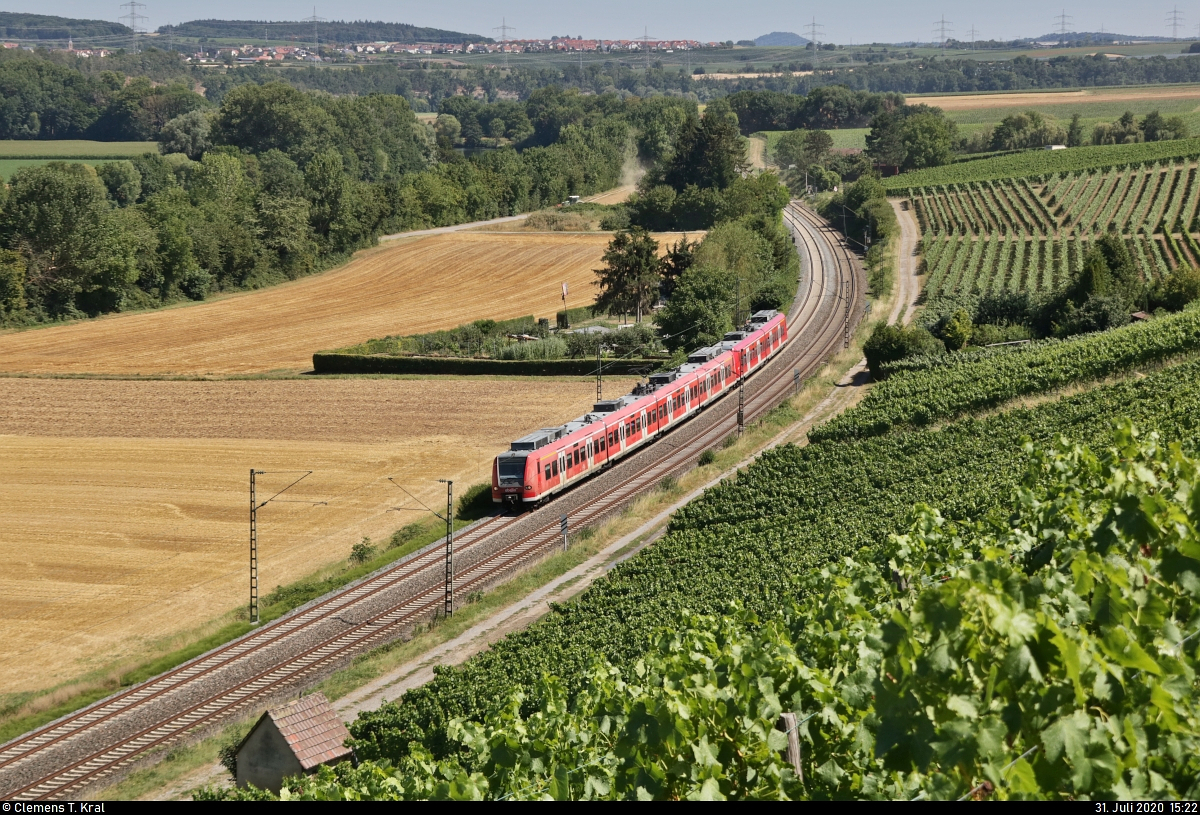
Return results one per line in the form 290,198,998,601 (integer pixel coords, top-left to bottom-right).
505,314,780,454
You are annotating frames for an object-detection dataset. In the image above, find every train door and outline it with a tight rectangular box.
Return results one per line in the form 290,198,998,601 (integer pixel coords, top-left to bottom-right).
586,438,594,469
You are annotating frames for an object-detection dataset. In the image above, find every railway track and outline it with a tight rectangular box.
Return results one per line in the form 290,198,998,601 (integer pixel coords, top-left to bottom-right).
0,201,862,801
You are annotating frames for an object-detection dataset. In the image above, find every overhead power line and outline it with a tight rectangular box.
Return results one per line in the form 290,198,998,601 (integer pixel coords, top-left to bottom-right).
933,15,953,49
302,7,325,54
1167,6,1185,40
493,17,515,69
636,26,657,72
1055,9,1073,40
804,17,823,64
119,1,147,51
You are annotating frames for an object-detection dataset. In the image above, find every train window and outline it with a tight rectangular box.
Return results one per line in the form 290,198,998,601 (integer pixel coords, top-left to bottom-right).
573,448,579,466
552,460,559,476
545,464,552,480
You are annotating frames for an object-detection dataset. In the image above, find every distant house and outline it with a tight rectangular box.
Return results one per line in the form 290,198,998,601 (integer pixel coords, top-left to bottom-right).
235,693,353,793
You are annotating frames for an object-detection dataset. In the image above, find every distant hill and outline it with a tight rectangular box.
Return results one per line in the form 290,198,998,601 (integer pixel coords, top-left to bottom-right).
1034,31,1172,43
0,12,131,41
162,19,489,45
755,32,809,47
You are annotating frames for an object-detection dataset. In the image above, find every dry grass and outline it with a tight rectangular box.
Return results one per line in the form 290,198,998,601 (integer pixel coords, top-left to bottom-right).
917,86,1200,111
0,376,633,692
0,232,618,376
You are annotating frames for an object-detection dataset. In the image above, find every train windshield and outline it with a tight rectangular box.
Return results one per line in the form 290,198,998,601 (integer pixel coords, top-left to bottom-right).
498,456,526,482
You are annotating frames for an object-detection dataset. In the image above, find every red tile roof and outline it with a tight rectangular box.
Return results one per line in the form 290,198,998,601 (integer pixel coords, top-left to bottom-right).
266,693,353,771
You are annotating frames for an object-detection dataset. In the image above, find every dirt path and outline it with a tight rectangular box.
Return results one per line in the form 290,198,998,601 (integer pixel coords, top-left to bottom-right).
890,198,924,326
747,135,768,171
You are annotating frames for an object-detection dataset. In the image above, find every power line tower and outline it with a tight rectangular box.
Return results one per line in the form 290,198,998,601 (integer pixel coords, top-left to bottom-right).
1055,9,1073,42
119,1,148,52
303,6,325,56
968,25,979,50
933,15,953,50
804,17,823,65
1167,6,1185,40
637,27,657,72
493,17,515,69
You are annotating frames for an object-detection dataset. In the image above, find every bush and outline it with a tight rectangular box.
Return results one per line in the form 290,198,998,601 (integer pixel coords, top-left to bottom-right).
862,321,944,377
349,537,376,565
1154,266,1200,312
389,523,426,549
455,483,494,522
218,741,239,780
969,322,1032,347
497,337,569,360
941,308,974,351
698,449,716,466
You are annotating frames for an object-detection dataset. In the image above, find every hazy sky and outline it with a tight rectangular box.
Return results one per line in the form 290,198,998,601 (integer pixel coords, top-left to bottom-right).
23,0,1189,45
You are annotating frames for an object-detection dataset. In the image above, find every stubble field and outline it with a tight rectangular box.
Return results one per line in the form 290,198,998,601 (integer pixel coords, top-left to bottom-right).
0,231,617,376
0,376,633,693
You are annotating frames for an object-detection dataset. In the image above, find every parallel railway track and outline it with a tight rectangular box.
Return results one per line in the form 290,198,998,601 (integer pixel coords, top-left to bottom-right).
0,201,862,801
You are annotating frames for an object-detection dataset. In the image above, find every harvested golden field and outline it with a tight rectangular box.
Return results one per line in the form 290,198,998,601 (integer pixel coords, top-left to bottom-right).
0,232,616,376
916,86,1200,111
0,376,634,692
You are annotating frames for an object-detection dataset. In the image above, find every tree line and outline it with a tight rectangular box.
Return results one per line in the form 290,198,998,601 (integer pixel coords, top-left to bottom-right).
0,85,695,324
587,102,797,353
15,44,1200,130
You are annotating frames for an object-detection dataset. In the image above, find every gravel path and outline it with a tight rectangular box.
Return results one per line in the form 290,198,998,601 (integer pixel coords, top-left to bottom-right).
890,198,924,326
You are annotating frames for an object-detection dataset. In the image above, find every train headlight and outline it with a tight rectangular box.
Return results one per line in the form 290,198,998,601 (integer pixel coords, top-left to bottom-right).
525,485,533,490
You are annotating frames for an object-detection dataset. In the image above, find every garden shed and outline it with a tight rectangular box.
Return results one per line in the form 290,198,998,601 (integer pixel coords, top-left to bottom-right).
235,693,353,792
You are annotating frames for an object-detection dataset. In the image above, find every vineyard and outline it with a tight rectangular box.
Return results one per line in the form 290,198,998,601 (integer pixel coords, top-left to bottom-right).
338,352,1200,785
809,305,1200,443
882,137,1200,189
905,157,1200,300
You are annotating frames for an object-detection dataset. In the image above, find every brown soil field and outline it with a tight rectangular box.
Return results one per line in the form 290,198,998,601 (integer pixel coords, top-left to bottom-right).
0,232,617,376
0,376,634,692
916,86,1200,111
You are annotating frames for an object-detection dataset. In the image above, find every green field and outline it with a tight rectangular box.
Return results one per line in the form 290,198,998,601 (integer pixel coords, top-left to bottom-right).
0,158,100,179
0,140,155,158
755,128,868,165
0,141,156,180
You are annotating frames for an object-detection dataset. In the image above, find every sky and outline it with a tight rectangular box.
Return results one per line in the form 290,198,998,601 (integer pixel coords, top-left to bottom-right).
19,0,1192,45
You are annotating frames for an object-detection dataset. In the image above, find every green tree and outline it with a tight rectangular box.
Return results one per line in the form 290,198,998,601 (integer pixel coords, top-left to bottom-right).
1154,266,1200,311
660,236,697,298
654,264,734,351
0,248,27,319
96,161,142,208
899,112,956,170
594,229,662,323
941,307,974,350
1067,112,1085,147
865,110,907,172
210,83,340,167
158,109,212,160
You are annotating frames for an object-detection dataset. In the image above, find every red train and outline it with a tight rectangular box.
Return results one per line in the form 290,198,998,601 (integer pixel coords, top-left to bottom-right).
493,310,788,505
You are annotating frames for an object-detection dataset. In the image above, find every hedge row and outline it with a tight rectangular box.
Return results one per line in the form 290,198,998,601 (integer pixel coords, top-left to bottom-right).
311,353,664,376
